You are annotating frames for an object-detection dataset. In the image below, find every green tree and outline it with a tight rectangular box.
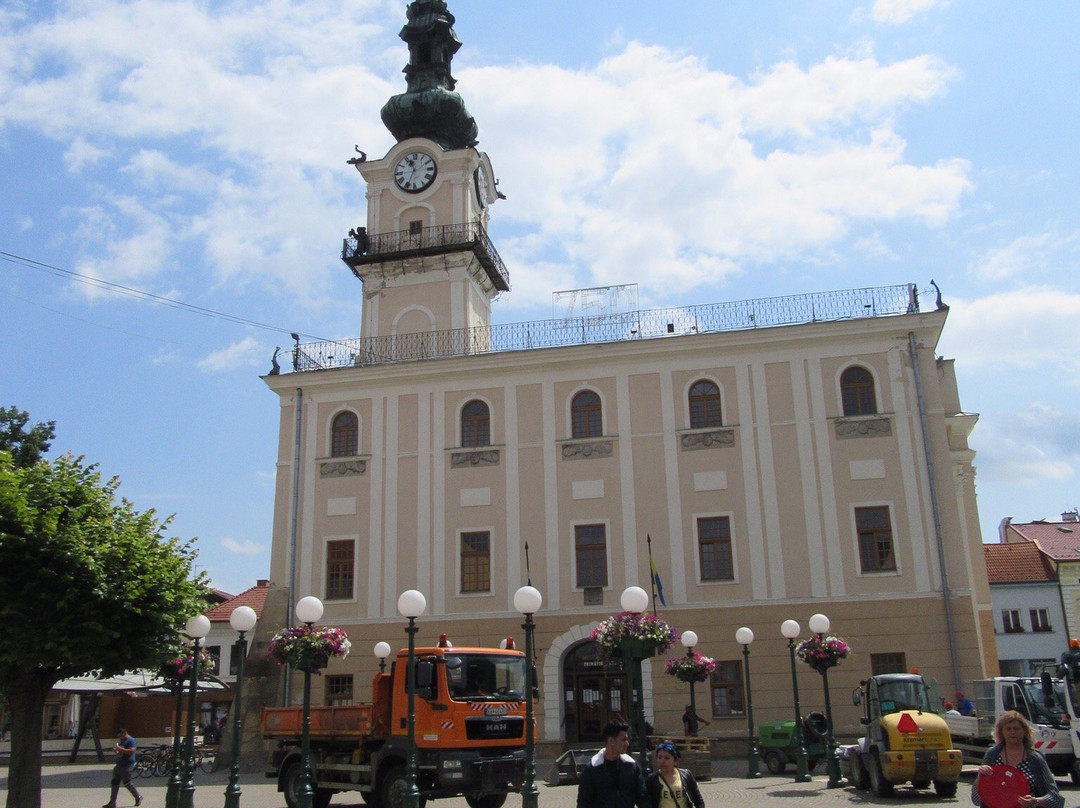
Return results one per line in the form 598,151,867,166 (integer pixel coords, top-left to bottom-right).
0,451,206,808
0,406,55,467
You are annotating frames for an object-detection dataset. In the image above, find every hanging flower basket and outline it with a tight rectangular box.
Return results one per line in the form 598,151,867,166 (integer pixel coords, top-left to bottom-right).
160,647,215,681
665,650,718,683
268,625,351,672
796,634,851,674
590,611,675,661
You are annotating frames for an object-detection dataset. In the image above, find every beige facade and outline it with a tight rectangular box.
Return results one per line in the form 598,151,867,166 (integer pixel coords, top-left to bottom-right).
264,297,996,742
262,0,995,747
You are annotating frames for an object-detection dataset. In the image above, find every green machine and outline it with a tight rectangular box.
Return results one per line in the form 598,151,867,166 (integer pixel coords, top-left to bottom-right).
757,712,827,775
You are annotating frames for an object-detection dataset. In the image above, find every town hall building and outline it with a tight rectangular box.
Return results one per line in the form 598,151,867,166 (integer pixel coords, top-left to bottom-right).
264,0,996,745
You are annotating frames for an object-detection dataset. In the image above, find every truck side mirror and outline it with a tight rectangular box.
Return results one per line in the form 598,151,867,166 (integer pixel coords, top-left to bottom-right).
852,690,862,706
415,659,435,700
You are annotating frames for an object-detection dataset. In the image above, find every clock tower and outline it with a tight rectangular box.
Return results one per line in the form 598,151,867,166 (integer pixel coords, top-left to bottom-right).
343,0,506,354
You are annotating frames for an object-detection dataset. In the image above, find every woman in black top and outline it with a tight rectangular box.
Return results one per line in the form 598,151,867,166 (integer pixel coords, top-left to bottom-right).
645,741,704,808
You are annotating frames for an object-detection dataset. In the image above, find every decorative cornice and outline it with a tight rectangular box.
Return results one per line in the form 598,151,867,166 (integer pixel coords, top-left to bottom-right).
562,440,614,460
834,417,892,439
680,429,735,450
451,449,500,468
319,459,367,477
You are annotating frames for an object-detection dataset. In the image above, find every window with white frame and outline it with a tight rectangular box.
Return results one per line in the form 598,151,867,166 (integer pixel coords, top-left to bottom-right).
1002,609,1023,633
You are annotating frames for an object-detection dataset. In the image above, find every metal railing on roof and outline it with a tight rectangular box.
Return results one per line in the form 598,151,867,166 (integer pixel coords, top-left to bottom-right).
288,283,920,372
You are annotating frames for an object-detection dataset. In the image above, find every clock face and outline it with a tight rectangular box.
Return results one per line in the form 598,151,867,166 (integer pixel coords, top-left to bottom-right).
394,152,437,193
474,165,490,208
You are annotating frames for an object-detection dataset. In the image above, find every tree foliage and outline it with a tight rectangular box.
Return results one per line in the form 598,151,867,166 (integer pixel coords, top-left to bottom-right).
0,449,207,808
0,406,55,468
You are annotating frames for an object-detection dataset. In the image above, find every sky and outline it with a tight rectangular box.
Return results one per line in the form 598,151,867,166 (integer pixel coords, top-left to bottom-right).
2,0,1079,597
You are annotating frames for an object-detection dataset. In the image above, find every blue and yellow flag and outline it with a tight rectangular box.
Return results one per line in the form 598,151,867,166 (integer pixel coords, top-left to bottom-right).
650,555,666,607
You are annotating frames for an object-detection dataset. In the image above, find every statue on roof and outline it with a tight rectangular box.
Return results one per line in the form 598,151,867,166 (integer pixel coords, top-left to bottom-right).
380,0,479,149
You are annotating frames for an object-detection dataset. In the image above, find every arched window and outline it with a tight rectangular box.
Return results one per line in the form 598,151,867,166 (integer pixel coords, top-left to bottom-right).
461,400,490,447
688,380,722,428
571,391,603,439
841,366,877,416
331,411,358,457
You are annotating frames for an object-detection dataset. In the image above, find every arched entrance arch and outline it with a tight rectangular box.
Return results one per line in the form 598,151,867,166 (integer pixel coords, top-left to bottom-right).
540,624,656,744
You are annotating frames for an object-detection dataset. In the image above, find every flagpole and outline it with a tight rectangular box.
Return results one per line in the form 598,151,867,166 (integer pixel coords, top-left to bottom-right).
647,534,658,616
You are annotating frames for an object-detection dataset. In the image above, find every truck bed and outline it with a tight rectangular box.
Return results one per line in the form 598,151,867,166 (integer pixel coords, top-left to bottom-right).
944,713,994,741
261,704,375,739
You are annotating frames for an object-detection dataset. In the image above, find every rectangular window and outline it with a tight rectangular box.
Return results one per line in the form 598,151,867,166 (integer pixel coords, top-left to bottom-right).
325,675,354,706
205,645,221,676
575,524,608,588
460,531,491,593
870,652,907,675
325,540,355,601
710,661,745,717
698,516,734,581
229,640,243,676
855,506,896,572
1003,609,1024,633
1030,608,1051,633
409,220,423,235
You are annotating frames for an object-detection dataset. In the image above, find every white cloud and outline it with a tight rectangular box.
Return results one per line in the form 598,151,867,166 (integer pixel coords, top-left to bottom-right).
871,0,948,26
64,137,109,173
197,336,262,372
939,288,1080,380
968,231,1073,283
222,537,263,557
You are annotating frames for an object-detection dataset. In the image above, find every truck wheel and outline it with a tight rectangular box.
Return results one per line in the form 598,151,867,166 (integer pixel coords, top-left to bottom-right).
851,754,870,790
282,759,303,808
465,795,507,808
764,751,786,774
868,754,893,798
934,780,958,798
380,765,427,808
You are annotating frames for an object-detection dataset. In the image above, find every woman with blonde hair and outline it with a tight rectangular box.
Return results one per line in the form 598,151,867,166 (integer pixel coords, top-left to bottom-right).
971,710,1062,808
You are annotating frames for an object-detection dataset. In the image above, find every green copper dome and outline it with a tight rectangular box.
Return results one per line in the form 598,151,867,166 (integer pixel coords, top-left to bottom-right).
380,0,479,149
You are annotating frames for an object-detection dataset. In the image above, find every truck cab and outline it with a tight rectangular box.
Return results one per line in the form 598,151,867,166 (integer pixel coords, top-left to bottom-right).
263,638,530,808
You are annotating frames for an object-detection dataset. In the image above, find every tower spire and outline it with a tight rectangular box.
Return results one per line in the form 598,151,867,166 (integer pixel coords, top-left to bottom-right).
380,0,478,149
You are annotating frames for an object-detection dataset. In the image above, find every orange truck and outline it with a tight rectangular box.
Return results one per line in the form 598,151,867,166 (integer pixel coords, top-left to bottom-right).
261,637,530,808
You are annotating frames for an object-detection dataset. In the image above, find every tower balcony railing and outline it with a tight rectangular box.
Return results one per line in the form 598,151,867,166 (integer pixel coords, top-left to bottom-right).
286,284,922,372
342,222,510,291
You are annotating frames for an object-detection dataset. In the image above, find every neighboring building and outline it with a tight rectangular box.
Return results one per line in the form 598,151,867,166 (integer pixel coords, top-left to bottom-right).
983,542,1065,676
1002,511,1080,645
263,0,996,744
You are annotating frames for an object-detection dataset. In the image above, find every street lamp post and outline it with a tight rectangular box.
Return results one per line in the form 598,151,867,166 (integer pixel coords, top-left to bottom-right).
295,595,325,808
224,605,258,808
374,641,391,674
620,586,652,775
398,590,427,808
178,613,210,808
680,630,701,737
514,586,543,808
166,675,185,808
781,620,811,782
808,613,843,788
735,627,760,779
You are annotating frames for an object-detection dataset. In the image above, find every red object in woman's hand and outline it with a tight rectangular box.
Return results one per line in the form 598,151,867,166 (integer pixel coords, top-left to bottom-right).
977,765,1030,808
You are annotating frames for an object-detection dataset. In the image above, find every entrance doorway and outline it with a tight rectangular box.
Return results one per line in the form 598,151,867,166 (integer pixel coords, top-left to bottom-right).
563,642,627,744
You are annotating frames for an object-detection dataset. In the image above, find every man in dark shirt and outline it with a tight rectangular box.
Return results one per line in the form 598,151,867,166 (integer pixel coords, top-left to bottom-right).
577,721,648,808
102,728,142,808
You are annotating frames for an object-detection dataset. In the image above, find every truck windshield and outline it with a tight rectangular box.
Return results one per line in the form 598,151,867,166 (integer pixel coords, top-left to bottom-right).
876,679,933,714
1019,678,1068,727
445,653,527,701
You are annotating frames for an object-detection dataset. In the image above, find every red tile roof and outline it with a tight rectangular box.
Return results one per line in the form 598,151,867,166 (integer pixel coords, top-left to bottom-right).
984,541,1057,584
205,579,272,623
1004,520,1080,561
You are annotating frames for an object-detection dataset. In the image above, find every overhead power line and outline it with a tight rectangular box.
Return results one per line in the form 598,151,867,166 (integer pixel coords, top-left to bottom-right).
0,249,327,342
